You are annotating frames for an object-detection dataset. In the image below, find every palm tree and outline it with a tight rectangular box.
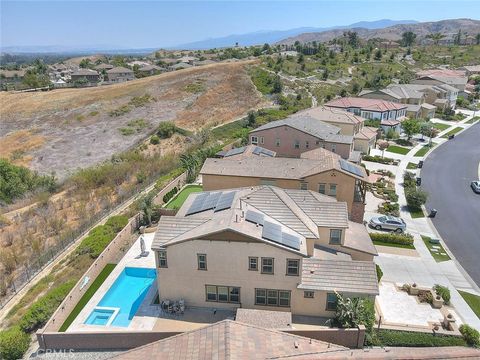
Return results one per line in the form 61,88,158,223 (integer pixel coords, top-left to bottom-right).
180,153,198,183
140,194,154,226
426,32,446,45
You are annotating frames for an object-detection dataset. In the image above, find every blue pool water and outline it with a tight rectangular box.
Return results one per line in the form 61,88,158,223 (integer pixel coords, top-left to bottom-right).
85,267,156,327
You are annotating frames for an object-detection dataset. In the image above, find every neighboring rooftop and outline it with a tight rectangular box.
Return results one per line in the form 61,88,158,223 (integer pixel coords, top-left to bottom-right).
298,258,379,295
71,68,99,76
139,65,162,72
325,97,408,112
109,319,345,360
216,144,276,159
417,69,467,78
107,66,134,74
292,106,365,125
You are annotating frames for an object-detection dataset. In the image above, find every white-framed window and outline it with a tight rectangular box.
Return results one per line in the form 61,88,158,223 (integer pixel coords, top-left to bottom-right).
326,292,338,310
329,183,337,196
275,138,281,147
197,254,207,270
294,140,300,149
205,285,240,303
286,259,300,276
330,229,342,245
251,136,258,144
157,250,167,268
249,257,258,271
260,136,264,144
318,183,326,194
256,289,291,307
331,144,336,153
261,257,274,274
300,181,308,190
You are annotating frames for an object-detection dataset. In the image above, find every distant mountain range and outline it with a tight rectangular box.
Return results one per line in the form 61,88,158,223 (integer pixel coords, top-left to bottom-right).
173,19,417,49
277,18,480,45
1,19,417,54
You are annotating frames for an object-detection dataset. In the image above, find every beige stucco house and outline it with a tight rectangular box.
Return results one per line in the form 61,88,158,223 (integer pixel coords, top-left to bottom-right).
152,186,378,319
106,66,135,82
200,148,369,223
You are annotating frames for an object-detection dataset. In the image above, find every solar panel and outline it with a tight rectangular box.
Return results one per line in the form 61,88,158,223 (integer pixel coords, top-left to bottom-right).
202,192,221,211
252,146,262,155
261,148,275,157
214,191,236,212
225,146,246,157
339,159,364,178
185,192,209,216
245,210,264,226
262,221,283,243
281,232,301,250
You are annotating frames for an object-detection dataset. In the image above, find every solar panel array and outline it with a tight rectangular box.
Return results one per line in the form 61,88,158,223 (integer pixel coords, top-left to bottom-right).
262,221,301,250
339,159,364,178
185,191,236,216
225,146,246,157
245,210,264,226
252,146,275,157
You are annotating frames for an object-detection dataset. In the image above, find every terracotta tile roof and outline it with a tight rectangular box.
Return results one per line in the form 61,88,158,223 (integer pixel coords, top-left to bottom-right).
109,320,346,360
354,127,378,140
325,97,408,112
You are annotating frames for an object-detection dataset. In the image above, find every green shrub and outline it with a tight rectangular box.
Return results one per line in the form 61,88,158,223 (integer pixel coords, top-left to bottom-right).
19,280,75,332
369,233,414,246
157,122,177,139
403,171,416,189
406,188,428,211
109,105,131,117
418,290,433,304
376,329,466,347
376,264,383,282
129,94,153,107
0,326,30,360
163,186,178,203
459,324,480,347
76,215,128,258
433,284,451,305
362,155,395,164
150,135,160,144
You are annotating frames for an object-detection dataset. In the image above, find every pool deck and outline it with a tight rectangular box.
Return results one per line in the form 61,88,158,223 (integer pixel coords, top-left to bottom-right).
68,232,158,332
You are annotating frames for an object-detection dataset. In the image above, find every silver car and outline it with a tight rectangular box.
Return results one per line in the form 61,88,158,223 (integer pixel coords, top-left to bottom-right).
471,181,480,194
369,215,406,233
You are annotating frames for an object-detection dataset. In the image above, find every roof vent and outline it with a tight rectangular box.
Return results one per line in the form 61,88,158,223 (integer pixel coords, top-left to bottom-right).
294,341,299,349
310,270,314,274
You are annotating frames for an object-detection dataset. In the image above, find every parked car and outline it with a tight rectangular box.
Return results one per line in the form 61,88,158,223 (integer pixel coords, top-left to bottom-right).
369,215,406,233
471,181,480,194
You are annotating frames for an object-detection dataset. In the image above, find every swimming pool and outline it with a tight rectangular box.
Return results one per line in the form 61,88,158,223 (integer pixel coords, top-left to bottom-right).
85,267,156,327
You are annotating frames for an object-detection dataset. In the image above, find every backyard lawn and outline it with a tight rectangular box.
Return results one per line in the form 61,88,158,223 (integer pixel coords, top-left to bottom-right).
441,127,463,138
458,290,480,319
432,122,450,131
414,143,436,157
371,239,415,250
386,145,410,155
421,236,451,262
408,207,425,218
59,263,116,332
465,116,479,124
406,162,418,169
165,184,203,209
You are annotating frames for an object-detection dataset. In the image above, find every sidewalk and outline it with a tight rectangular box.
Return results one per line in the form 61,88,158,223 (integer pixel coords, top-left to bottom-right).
364,113,480,331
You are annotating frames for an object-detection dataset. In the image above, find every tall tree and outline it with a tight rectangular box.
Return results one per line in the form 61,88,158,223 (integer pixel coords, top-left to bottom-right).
426,32,446,45
401,118,421,140
454,30,462,45
401,31,417,47
476,33,480,45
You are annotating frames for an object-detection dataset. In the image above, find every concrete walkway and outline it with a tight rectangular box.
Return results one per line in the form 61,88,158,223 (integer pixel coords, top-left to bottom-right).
364,113,480,331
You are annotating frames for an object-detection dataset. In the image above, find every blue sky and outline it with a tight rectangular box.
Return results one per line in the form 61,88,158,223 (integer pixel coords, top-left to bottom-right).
2,1,480,48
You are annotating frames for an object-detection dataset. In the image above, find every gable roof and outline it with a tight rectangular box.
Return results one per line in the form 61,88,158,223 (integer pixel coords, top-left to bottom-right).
325,97,408,112
109,319,345,360
71,68,99,76
107,66,133,74
292,106,365,125
298,258,379,295
217,145,276,159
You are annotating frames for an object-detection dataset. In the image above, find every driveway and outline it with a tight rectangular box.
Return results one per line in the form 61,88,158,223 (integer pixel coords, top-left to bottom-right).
421,122,480,286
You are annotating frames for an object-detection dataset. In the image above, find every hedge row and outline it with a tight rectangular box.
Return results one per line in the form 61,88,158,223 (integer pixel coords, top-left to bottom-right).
362,155,395,164
369,232,414,246
76,215,129,258
375,329,466,347
163,186,178,204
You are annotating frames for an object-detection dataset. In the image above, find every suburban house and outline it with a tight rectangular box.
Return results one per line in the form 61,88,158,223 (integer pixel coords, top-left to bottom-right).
359,85,437,119
94,63,114,71
0,69,25,88
460,65,480,77
294,107,378,155
138,65,163,76
152,186,378,319
106,66,135,82
248,113,355,161
216,144,276,159
325,97,408,135
413,69,468,97
200,148,369,222
70,69,100,84
169,62,193,71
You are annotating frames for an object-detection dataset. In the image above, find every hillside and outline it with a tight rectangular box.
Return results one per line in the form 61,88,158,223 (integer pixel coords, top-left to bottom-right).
0,61,264,179
277,18,480,44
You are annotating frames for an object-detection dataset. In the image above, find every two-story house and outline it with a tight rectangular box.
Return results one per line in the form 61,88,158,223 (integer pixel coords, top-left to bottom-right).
325,97,408,135
70,69,100,84
413,69,468,98
358,85,437,119
106,66,135,83
248,114,355,161
200,147,369,223
152,186,378,318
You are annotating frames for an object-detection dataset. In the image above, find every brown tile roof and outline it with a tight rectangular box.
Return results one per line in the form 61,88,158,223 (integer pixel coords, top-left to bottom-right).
293,106,365,125
344,221,378,256
109,320,345,360
298,258,379,295
325,97,407,112
71,68,99,76
107,66,134,74
354,127,378,140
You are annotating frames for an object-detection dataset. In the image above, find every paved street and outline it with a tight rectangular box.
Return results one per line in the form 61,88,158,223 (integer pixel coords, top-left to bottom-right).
422,122,480,286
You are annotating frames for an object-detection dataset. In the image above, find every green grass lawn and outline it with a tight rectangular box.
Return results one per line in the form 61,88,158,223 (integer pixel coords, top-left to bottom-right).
414,143,436,157
59,263,116,332
465,116,480,124
432,122,450,131
408,207,425,218
165,184,203,209
406,162,418,170
374,329,466,347
421,236,451,262
371,239,415,250
441,127,463,138
386,145,410,155
458,290,480,319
